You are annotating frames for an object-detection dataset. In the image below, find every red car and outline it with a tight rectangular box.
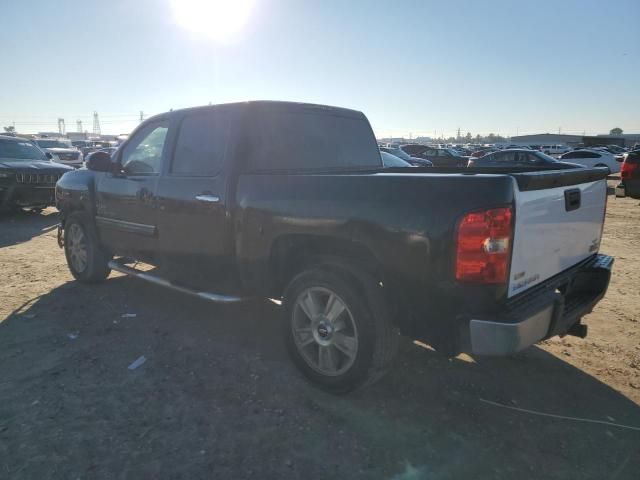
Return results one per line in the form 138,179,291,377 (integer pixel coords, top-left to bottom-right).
616,151,640,199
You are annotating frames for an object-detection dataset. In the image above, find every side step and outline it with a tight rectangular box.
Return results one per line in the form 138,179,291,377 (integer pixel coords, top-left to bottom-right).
107,260,245,304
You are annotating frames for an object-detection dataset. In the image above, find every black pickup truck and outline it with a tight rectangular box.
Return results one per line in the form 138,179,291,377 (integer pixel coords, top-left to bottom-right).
56,101,613,392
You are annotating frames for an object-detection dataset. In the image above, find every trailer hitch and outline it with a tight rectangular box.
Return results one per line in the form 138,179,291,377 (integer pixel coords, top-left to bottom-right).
57,224,64,248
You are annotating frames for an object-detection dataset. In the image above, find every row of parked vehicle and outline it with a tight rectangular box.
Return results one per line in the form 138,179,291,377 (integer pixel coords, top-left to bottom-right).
379,143,627,174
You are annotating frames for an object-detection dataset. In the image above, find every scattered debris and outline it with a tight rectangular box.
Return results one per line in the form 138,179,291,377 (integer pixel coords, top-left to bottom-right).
67,333,79,340
121,313,137,318
480,398,640,432
128,356,146,370
22,314,36,319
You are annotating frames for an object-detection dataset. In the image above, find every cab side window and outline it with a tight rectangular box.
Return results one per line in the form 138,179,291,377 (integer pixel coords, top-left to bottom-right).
121,121,169,175
171,110,231,176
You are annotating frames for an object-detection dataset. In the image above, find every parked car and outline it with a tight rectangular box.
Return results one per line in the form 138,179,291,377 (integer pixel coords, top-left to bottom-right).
504,145,531,150
416,146,468,167
397,143,428,157
380,147,432,167
559,149,620,174
34,138,83,168
380,151,413,167
80,141,116,160
56,101,612,393
541,145,571,155
0,135,72,212
616,151,640,199
467,149,580,169
470,147,497,158
605,145,627,154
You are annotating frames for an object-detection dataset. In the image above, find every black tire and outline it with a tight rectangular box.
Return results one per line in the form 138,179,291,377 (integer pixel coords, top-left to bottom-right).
64,212,112,283
283,264,399,393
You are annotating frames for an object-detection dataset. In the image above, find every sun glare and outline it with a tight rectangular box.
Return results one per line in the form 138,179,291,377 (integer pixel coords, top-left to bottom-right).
170,0,255,42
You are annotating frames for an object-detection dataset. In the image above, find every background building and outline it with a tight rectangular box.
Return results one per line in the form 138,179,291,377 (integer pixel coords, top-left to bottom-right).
509,134,582,147
510,133,640,148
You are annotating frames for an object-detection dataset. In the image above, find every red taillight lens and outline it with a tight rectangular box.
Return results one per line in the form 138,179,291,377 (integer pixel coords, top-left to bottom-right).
621,160,639,179
455,207,513,284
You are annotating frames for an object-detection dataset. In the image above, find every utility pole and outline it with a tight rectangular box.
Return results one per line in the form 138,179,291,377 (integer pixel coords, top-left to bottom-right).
92,111,101,135
457,127,461,140
57,118,66,136
558,126,561,135
76,120,83,132
139,111,144,123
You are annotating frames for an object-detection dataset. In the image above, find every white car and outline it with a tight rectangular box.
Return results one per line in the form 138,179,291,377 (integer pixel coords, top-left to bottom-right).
559,149,620,174
541,144,571,155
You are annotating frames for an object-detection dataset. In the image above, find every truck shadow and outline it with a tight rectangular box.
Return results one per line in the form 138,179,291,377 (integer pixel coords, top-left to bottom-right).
1,276,638,479
0,208,59,248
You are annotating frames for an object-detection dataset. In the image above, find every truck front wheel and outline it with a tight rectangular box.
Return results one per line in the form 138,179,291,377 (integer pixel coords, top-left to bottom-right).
64,213,112,283
283,266,399,393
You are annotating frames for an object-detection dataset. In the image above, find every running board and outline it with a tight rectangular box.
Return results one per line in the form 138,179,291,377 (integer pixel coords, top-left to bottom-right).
107,260,245,304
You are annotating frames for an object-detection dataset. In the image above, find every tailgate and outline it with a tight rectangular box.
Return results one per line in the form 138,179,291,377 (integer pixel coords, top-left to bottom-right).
508,169,607,298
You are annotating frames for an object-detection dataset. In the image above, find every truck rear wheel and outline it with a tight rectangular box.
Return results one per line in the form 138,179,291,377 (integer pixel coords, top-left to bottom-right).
64,213,112,283
283,265,399,393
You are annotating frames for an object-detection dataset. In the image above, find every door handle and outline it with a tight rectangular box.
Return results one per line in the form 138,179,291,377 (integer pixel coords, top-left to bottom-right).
195,194,220,203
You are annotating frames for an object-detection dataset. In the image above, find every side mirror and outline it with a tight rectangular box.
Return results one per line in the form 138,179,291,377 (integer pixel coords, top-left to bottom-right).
45,152,53,160
86,151,115,173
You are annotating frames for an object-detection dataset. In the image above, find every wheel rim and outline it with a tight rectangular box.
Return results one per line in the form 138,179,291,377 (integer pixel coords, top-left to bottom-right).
67,223,88,273
292,287,359,376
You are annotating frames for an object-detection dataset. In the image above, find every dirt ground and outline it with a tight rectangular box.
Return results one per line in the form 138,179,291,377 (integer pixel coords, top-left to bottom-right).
1,180,639,479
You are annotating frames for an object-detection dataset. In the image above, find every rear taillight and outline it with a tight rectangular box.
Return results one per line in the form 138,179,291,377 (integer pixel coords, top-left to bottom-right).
455,207,513,284
621,157,639,179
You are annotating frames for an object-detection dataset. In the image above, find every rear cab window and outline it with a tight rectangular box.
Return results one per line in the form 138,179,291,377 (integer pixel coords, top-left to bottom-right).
243,104,382,171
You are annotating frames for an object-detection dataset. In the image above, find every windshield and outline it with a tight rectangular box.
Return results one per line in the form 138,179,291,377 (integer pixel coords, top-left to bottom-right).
533,151,558,162
446,148,463,157
36,139,73,149
0,138,48,160
381,147,411,161
380,151,411,167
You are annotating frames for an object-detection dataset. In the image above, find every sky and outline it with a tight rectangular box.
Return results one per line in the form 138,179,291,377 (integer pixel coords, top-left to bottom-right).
0,0,638,138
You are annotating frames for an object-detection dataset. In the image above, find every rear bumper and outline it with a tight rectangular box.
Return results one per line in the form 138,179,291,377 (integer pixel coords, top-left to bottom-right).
617,180,640,199
468,254,613,355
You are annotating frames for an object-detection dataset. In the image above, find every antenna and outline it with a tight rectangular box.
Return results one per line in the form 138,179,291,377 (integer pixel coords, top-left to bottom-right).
92,111,101,135
57,118,66,135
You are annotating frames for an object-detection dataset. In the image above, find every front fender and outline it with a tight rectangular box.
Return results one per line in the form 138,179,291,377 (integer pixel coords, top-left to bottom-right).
55,169,99,221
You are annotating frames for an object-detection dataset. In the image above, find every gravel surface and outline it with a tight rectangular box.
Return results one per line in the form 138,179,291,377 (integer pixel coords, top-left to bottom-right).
1,181,638,479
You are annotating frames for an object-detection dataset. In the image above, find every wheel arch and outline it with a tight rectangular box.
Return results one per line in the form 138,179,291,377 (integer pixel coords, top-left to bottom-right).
269,234,385,298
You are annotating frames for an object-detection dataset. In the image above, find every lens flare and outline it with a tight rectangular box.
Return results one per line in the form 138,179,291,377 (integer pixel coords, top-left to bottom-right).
170,0,255,42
